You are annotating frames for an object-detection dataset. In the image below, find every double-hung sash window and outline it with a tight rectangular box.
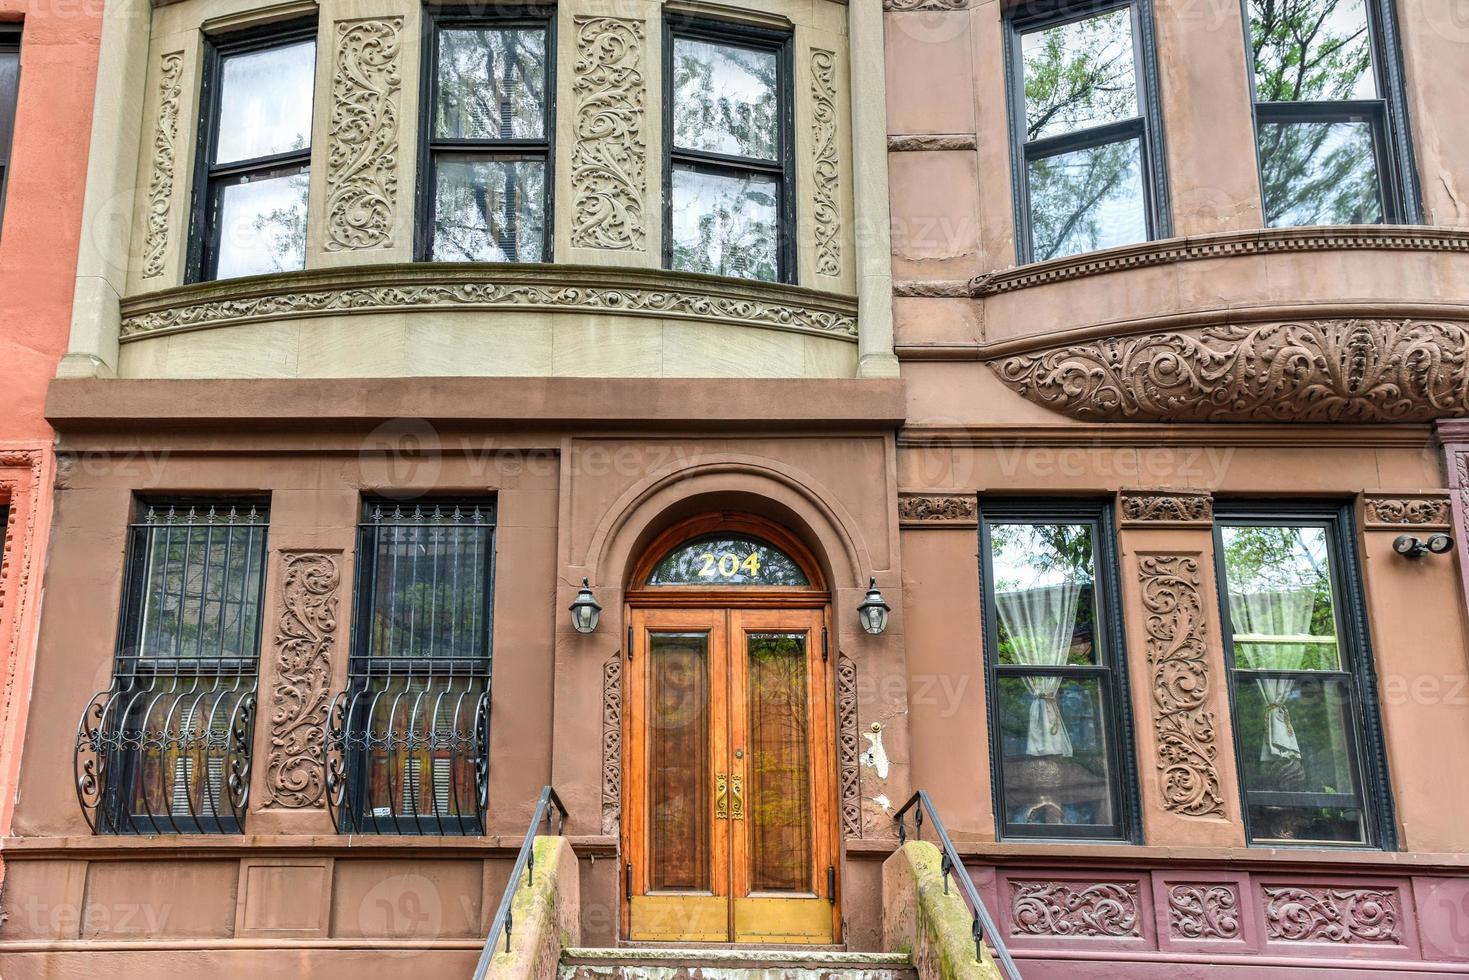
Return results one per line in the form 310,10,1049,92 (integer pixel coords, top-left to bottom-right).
189,23,317,282
1005,0,1169,264
979,502,1139,841
1245,0,1418,227
420,10,553,262
78,501,269,834
665,20,794,283
0,27,19,235
328,500,496,835
1214,504,1395,848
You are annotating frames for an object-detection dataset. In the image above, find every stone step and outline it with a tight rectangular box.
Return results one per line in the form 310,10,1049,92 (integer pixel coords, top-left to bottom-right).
558,947,917,980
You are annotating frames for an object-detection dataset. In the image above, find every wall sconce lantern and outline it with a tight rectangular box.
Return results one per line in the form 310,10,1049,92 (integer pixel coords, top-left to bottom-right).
857,578,891,635
1393,533,1453,559
569,578,602,633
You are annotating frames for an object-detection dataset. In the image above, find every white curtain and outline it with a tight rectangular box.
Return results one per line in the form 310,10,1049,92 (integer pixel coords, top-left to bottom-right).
1228,590,1315,761
996,581,1082,756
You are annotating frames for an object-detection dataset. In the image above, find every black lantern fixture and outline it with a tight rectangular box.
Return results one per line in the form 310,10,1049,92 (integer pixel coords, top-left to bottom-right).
569,578,602,633
857,577,890,635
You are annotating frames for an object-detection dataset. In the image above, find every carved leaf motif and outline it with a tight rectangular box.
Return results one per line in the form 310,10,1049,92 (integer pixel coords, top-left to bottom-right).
1120,492,1212,524
326,18,402,251
572,18,646,251
142,53,184,279
1363,496,1451,526
601,654,623,835
1168,884,1242,940
990,319,1469,423
897,494,976,523
1140,555,1223,817
883,0,968,9
1263,886,1403,944
837,653,861,838
810,49,841,278
1011,881,1141,937
121,279,858,338
267,552,340,808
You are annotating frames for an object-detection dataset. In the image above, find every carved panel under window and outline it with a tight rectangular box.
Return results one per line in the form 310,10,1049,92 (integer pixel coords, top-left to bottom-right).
1010,880,1142,938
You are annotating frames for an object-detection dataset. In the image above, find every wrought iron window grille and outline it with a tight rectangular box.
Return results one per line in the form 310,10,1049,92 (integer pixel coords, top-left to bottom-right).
76,502,269,834
326,500,496,835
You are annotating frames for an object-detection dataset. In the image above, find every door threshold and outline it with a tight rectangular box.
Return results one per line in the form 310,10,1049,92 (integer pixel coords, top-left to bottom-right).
613,941,849,953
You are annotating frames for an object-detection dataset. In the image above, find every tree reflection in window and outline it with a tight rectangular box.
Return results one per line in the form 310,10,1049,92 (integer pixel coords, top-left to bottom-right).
648,534,808,587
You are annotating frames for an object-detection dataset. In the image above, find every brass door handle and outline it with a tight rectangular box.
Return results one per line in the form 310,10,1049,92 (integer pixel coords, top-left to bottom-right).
731,773,744,820
716,773,728,819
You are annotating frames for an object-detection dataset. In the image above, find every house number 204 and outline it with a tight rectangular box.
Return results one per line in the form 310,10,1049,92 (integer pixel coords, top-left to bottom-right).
699,551,761,578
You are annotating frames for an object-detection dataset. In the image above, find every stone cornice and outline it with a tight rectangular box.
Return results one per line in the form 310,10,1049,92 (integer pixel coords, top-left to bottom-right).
119,264,859,343
970,226,1469,297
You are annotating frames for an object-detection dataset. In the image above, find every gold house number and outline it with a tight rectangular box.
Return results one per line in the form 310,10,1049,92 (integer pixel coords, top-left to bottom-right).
698,551,761,579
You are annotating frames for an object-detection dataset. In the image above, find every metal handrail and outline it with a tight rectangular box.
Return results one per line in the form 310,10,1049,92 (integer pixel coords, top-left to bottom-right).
472,785,568,980
894,790,1022,980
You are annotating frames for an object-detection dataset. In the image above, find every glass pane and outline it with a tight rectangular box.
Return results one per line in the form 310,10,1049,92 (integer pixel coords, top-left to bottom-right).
989,523,1097,667
649,633,711,891
747,633,811,893
1028,137,1146,260
125,679,248,824
362,675,485,825
671,36,779,160
1259,119,1383,227
435,27,547,141
432,155,545,262
1235,675,1366,844
0,48,19,160
1249,0,1376,103
213,169,310,278
135,503,269,663
649,535,808,587
1022,6,1138,141
997,676,1116,829
670,165,779,281
363,502,494,662
1220,524,1341,671
215,39,316,165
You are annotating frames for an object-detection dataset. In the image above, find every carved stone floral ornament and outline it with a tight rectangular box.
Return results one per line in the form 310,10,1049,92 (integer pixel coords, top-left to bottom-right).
266,551,341,808
989,318,1469,423
897,493,977,527
326,18,403,251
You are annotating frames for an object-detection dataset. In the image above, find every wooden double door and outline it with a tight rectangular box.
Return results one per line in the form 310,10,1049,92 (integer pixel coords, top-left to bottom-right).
623,606,839,943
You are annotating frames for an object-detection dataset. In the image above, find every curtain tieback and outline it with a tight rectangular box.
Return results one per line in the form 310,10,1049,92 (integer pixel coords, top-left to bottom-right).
1039,690,1064,734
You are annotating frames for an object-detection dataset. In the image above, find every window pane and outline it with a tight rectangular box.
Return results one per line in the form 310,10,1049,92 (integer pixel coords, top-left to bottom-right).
1022,7,1138,141
1235,675,1366,844
363,503,493,662
670,165,778,281
671,36,779,160
747,633,811,893
1028,137,1146,260
997,676,1117,829
1249,0,1376,103
362,676,485,824
1220,525,1341,671
215,40,316,165
134,503,269,664
435,27,547,141
1259,119,1383,227
989,523,1097,667
649,632,711,891
648,534,808,586
213,169,309,278
0,46,18,163
432,156,545,262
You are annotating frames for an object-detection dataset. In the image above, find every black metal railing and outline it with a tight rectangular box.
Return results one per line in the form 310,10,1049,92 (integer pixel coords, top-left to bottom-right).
472,786,568,980
894,791,1022,980
324,675,491,834
75,674,256,834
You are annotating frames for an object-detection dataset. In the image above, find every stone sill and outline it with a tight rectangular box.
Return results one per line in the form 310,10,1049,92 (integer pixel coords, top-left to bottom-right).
0,832,618,860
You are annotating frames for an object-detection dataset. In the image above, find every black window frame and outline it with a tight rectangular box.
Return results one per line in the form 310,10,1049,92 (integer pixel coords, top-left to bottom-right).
978,498,1142,843
662,16,797,285
331,497,497,836
1212,499,1397,850
1241,0,1419,227
88,497,271,835
186,19,318,284
0,25,20,238
1002,0,1171,266
415,3,557,264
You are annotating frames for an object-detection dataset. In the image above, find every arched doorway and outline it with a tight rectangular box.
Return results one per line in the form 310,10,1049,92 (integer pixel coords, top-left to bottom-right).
622,514,839,944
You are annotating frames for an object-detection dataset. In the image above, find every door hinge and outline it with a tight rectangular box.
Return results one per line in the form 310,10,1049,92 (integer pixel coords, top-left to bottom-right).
627,624,634,660
821,626,829,662
625,862,633,900
827,865,836,903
